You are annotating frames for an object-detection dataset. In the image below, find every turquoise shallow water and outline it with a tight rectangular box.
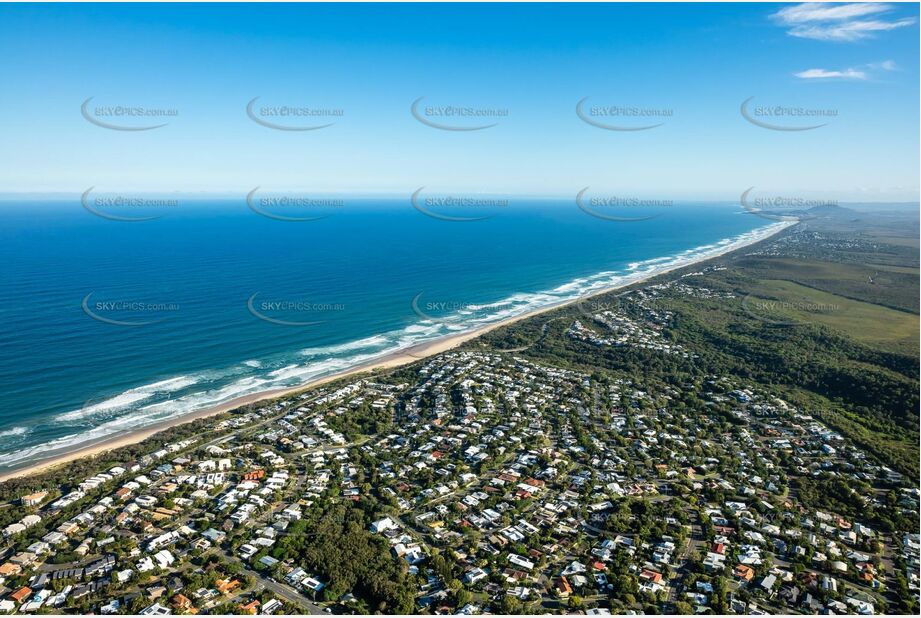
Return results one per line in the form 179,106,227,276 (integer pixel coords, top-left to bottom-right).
0,198,776,471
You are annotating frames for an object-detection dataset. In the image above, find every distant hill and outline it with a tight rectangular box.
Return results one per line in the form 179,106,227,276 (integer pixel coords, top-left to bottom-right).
805,204,857,217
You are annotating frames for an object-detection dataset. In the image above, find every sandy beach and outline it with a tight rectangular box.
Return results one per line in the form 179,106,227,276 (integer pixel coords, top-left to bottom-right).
0,221,795,482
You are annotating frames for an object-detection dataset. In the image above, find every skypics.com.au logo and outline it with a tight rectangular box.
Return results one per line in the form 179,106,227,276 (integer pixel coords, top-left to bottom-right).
81,188,179,222
411,188,509,222
246,188,344,222
740,97,837,131
576,188,671,222
81,97,178,131
411,97,509,131
576,97,673,131
246,97,344,131
82,293,179,327
247,293,345,327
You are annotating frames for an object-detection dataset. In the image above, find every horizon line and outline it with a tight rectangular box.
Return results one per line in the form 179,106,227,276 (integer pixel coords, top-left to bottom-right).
0,192,918,206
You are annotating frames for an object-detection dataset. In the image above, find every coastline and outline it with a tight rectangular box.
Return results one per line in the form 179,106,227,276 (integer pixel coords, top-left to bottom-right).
0,220,795,483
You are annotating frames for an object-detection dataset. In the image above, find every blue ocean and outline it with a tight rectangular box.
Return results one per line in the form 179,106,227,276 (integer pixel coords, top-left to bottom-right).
0,197,781,472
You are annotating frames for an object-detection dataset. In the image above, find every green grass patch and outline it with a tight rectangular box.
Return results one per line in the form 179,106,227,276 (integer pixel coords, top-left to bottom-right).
746,279,919,354
738,256,919,313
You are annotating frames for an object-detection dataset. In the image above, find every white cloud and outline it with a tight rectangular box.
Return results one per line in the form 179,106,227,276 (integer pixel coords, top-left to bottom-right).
872,59,898,71
795,68,867,79
774,2,890,24
794,60,897,80
772,3,915,41
790,18,915,41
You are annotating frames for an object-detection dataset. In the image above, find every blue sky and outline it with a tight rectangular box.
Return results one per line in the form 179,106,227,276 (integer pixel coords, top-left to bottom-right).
0,2,917,201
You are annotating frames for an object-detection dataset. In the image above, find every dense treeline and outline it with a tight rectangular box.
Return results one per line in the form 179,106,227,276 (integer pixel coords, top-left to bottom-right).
270,503,416,613
326,400,392,440
682,314,918,426
792,474,919,534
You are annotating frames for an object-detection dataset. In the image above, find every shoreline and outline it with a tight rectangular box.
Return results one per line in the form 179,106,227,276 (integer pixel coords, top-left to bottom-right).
0,221,795,483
